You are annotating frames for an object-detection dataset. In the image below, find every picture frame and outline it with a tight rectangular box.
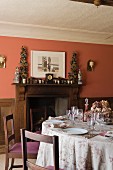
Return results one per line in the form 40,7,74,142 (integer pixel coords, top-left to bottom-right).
31,50,65,78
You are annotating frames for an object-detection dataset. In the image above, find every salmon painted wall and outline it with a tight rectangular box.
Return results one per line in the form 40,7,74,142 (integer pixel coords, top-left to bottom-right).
0,36,113,98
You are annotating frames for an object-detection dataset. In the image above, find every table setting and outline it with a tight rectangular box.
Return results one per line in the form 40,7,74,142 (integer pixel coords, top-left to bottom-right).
36,99,113,170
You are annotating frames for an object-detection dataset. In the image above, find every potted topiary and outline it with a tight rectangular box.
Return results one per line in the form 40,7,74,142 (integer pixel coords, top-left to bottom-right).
19,46,28,83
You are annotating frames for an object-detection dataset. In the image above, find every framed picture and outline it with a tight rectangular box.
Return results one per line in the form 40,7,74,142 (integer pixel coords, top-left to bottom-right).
31,50,65,78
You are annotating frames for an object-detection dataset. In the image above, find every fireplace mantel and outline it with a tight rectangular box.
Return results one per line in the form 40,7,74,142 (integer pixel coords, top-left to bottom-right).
14,83,81,141
15,83,79,100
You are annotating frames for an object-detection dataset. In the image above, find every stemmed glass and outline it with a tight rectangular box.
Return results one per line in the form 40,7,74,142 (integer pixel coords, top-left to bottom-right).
70,106,78,123
97,113,105,132
76,109,83,122
87,112,96,134
90,117,96,130
66,110,71,119
71,106,78,115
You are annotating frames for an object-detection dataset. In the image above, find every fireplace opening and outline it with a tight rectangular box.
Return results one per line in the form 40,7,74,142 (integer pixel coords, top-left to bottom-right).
26,97,68,131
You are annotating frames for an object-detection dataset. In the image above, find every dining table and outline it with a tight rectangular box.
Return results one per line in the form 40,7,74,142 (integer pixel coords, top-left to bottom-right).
36,116,113,170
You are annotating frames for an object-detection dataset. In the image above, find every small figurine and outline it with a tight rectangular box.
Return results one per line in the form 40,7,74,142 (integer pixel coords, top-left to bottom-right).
13,67,20,83
78,69,82,84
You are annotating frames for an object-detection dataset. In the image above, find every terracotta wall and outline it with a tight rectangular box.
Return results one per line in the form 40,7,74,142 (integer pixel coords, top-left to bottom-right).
0,36,113,98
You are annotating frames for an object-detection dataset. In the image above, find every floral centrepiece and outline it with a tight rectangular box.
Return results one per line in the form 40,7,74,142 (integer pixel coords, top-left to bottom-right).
90,100,112,119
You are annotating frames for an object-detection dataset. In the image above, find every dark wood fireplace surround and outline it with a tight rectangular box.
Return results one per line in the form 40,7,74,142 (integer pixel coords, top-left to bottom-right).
14,84,80,141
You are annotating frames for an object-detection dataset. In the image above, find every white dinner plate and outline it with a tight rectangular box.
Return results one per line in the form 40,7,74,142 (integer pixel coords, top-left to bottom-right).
63,128,88,135
46,119,64,123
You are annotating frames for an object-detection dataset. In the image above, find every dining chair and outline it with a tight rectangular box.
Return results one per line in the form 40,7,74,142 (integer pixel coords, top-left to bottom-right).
3,114,40,170
20,128,62,170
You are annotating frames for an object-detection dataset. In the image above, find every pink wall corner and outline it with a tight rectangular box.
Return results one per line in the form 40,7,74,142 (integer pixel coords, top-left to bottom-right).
0,36,113,98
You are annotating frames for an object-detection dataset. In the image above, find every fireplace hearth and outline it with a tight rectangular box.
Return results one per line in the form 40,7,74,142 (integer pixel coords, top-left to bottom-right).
27,97,56,131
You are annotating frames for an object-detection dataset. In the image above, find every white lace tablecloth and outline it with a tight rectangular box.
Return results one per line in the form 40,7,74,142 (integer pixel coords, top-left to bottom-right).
36,120,113,170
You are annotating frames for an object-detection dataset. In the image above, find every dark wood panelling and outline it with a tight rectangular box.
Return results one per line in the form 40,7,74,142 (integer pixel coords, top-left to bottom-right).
1,96,113,154
0,98,15,154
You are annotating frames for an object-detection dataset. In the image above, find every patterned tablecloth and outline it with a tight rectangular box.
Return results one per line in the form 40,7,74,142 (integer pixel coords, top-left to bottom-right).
36,119,113,170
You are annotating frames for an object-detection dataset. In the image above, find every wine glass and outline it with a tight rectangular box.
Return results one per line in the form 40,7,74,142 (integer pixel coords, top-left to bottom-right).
90,117,96,130
66,110,71,119
71,106,78,115
87,114,96,137
70,106,78,123
77,109,83,122
98,113,105,132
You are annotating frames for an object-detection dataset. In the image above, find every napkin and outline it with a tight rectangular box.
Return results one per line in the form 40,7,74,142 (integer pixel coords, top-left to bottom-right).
48,116,67,120
50,122,70,129
55,116,67,120
48,116,55,120
105,131,113,137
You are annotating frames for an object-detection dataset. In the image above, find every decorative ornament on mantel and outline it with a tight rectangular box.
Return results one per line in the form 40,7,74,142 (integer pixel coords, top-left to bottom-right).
68,52,79,84
13,66,20,83
78,68,82,84
19,46,28,83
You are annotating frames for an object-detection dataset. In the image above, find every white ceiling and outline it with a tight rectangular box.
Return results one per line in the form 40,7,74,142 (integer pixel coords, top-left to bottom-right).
0,0,113,45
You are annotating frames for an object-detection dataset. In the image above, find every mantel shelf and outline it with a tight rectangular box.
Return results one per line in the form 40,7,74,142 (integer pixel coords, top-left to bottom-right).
12,83,81,87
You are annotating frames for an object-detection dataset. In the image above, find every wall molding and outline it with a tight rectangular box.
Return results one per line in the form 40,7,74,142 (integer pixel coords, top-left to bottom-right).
0,22,113,45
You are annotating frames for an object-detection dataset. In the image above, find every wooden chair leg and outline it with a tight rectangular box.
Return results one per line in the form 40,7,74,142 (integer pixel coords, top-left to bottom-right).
10,158,14,170
5,155,9,170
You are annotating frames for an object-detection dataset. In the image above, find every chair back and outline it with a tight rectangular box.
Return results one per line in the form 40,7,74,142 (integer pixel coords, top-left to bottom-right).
30,108,46,132
3,114,15,151
20,129,59,170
